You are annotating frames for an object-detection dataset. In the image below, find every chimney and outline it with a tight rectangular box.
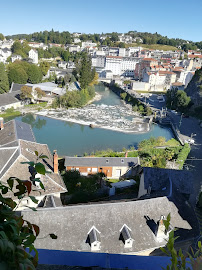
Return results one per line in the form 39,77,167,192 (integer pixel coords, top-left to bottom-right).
53,150,58,174
156,215,167,242
0,117,4,130
125,151,128,158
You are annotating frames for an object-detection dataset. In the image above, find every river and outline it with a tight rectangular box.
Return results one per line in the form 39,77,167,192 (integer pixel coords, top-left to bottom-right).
13,84,174,156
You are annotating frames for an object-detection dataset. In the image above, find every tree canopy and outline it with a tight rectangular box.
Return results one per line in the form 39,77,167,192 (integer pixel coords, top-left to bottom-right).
0,63,9,93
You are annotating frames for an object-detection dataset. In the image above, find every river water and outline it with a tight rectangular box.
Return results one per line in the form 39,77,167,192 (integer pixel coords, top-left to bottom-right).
14,84,174,156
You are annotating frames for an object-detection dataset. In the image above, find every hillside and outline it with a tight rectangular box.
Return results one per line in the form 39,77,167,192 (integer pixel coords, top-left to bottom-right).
125,43,178,51
185,68,202,113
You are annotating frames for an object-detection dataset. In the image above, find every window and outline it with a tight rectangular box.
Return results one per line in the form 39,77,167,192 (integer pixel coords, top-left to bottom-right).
87,168,91,172
71,168,74,171
76,168,79,171
92,168,98,173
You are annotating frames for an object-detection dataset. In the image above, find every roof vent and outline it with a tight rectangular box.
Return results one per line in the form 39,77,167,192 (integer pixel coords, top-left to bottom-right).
87,226,101,251
120,224,134,248
106,159,109,163
121,159,124,163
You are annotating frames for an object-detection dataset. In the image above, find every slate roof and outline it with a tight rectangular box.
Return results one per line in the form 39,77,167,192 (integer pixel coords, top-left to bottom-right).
0,119,66,198
0,92,20,107
143,167,193,195
65,157,140,168
21,196,198,254
9,83,25,93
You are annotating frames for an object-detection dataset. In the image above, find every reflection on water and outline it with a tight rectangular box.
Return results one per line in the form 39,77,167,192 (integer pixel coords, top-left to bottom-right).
13,84,174,156
22,114,47,130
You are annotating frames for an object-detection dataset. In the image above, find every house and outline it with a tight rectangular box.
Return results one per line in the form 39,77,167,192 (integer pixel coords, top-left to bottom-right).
0,91,23,111
22,194,198,256
138,167,193,200
64,157,140,178
0,48,12,63
58,61,67,69
28,49,38,64
0,118,66,209
11,54,22,62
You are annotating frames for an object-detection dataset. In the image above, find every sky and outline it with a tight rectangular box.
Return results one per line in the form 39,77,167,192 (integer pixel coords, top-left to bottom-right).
1,0,202,42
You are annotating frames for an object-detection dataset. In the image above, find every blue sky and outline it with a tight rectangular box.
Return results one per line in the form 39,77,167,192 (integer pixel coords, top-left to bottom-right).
1,0,202,41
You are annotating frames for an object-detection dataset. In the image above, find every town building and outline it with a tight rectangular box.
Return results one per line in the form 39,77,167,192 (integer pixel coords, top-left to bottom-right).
28,49,38,64
0,118,66,209
65,157,140,178
11,54,22,62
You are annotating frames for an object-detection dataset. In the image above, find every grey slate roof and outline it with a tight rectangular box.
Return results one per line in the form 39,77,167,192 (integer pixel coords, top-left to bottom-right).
65,157,139,168
143,167,193,195
10,83,25,93
21,196,198,254
0,119,66,198
0,92,20,107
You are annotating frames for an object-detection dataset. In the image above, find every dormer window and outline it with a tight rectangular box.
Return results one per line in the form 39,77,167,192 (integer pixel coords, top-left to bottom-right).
120,224,134,248
87,226,101,251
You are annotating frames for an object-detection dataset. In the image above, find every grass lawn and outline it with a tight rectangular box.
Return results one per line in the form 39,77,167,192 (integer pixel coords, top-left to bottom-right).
25,102,48,108
0,110,21,118
107,179,120,183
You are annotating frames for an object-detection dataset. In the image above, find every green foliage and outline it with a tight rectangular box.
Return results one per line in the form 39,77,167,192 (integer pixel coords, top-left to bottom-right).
0,108,21,118
0,154,57,269
120,92,127,100
176,143,191,169
7,61,42,86
161,214,202,270
0,33,4,40
11,40,31,58
52,85,95,109
20,85,33,100
27,65,42,84
8,64,28,85
166,88,191,112
39,61,50,76
0,63,9,93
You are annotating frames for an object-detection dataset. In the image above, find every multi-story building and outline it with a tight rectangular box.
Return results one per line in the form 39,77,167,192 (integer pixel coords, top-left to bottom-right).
105,56,122,75
28,49,38,64
92,56,106,68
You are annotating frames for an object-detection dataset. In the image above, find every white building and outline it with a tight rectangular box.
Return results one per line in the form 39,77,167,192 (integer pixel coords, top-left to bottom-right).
58,61,67,69
11,54,22,63
92,56,106,68
81,41,97,48
68,45,81,53
0,48,12,63
29,49,38,64
105,56,122,75
74,38,81,44
121,57,138,77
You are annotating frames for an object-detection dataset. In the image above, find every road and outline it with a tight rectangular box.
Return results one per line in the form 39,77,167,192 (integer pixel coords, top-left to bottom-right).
168,112,202,205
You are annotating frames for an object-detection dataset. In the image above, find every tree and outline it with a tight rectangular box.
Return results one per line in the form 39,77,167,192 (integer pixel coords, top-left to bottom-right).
175,90,191,112
20,85,33,100
8,66,28,85
35,87,46,98
40,61,50,76
0,63,9,93
79,53,92,89
0,33,4,40
119,42,125,48
27,65,42,84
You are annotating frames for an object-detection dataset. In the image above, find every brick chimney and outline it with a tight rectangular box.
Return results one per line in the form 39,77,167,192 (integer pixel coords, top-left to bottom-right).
125,151,128,158
53,150,58,174
0,117,4,130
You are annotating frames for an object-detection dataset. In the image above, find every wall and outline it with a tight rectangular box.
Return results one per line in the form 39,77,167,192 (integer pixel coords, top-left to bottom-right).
0,101,22,111
66,166,113,178
35,249,171,270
